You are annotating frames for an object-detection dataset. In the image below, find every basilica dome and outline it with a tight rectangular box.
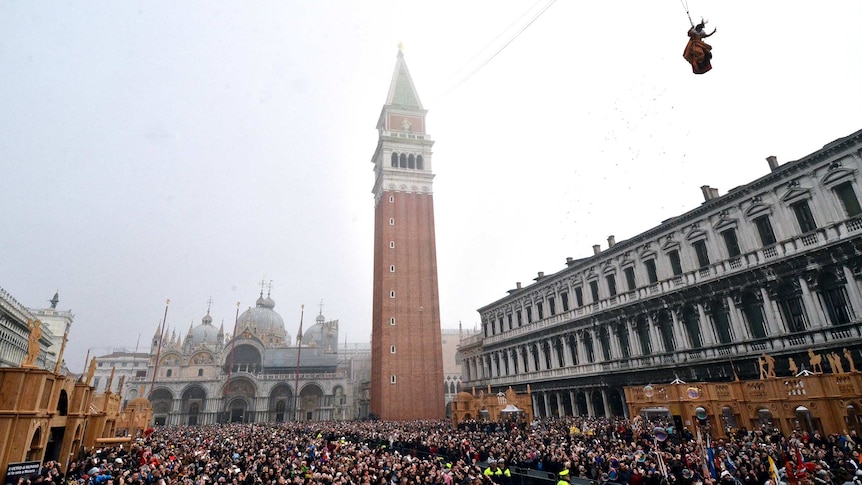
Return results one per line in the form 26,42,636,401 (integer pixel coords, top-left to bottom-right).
188,310,219,347
237,292,288,343
301,312,337,350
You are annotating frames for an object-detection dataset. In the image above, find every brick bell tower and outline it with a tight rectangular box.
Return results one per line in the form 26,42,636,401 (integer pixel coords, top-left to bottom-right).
370,48,445,420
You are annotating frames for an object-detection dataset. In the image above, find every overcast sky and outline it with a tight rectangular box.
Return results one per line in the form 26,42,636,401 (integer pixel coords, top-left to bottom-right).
2,1,861,373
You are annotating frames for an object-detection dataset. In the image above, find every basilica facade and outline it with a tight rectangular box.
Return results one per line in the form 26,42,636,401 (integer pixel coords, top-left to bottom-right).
123,291,352,425
460,128,862,427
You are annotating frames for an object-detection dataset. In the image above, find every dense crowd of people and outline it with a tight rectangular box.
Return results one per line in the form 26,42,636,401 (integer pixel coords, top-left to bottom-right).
23,417,862,485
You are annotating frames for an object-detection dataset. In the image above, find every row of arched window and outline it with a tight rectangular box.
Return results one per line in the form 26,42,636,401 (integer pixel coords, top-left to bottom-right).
390,152,424,170
469,268,855,380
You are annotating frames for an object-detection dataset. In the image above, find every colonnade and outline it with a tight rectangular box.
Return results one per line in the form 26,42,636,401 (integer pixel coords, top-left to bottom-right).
464,265,860,384
528,387,630,419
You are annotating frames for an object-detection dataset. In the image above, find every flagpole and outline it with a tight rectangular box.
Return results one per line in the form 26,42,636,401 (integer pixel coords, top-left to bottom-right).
293,304,305,421
224,302,240,422
149,299,170,396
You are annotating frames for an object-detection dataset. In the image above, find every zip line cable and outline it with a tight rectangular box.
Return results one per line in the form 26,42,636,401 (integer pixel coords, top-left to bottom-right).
442,0,548,86
442,0,558,96
680,0,694,27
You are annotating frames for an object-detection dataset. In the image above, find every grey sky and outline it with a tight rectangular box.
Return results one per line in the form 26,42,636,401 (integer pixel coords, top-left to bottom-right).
2,1,860,373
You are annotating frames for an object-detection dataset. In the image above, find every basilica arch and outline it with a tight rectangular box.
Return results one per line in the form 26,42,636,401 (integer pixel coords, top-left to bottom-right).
150,388,174,425
298,383,324,421
269,383,294,422
181,385,207,426
222,377,256,423
223,344,263,374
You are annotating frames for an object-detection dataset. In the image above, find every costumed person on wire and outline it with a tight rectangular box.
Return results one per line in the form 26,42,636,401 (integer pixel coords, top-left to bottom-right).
683,19,716,74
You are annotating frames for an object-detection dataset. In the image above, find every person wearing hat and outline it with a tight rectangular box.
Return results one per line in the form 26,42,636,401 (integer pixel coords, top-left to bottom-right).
558,469,571,485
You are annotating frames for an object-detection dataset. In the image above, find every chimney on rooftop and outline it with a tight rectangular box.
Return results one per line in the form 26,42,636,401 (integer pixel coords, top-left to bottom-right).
608,235,616,248
593,244,601,255
701,185,720,202
537,272,544,278
566,257,574,266
766,155,779,171
516,282,522,289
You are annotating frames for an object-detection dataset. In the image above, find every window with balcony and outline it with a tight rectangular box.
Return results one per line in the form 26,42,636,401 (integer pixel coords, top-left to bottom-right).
554,339,565,367
636,316,652,355
526,307,533,323
791,200,817,233
739,291,768,339
507,314,513,330
598,327,611,360
657,311,676,352
668,250,683,276
682,306,703,348
549,297,556,315
645,259,659,283
574,287,584,307
568,335,579,365
537,302,544,320
693,240,710,268
721,229,741,257
754,215,777,246
516,310,523,326
561,292,570,311
624,267,636,290
583,334,595,363
617,326,631,358
818,271,853,325
708,300,733,344
589,281,600,302
834,182,862,218
776,283,808,333
606,275,617,297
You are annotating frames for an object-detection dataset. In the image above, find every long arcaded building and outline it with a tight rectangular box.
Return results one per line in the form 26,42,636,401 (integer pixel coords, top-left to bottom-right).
459,129,862,423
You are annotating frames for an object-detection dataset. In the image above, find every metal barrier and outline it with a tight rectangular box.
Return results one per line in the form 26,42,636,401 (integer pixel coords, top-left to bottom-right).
508,466,559,485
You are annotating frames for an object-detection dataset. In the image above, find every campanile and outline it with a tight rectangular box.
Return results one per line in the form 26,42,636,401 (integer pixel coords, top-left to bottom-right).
370,49,445,420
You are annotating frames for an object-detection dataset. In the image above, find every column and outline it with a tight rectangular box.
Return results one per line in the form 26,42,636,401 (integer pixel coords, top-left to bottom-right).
697,303,716,346
568,390,577,416
608,324,621,360
649,314,666,353
759,287,783,336
557,391,565,417
671,308,689,350
799,275,826,330
726,295,750,340
585,390,596,417
578,334,589,365
601,389,611,418
627,319,643,356
562,337,574,367
842,266,862,318
532,393,541,418
543,392,551,418
590,328,602,362
620,390,629,418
